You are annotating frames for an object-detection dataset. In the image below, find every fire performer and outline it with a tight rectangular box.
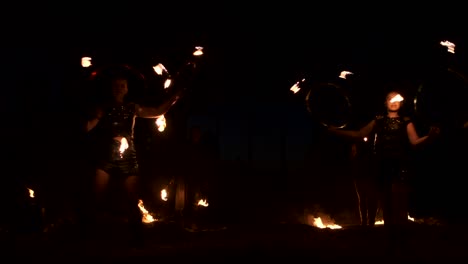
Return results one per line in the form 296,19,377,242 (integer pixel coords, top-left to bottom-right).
84,69,182,246
327,90,440,253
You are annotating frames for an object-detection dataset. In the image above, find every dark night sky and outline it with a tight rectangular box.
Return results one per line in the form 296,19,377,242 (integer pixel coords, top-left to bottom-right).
2,2,468,221
4,2,468,167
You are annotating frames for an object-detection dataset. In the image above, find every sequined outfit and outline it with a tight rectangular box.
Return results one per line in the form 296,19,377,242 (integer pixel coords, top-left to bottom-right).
94,102,138,176
372,116,412,186
372,115,414,251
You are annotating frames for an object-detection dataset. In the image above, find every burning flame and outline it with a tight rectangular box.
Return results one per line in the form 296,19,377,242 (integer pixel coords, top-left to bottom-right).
119,137,129,157
161,188,168,201
27,188,34,198
375,219,384,225
375,214,415,225
164,78,172,89
363,137,368,142
313,217,342,229
440,40,455,54
290,78,305,94
193,46,204,56
389,94,404,103
197,199,209,207
137,199,156,224
156,115,166,132
339,71,353,79
81,57,92,67
153,63,168,75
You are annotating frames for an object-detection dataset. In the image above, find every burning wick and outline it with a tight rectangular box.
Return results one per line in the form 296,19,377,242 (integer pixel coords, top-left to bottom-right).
440,40,455,54
81,57,92,67
156,115,166,132
197,199,209,207
339,71,353,79
161,189,168,201
27,188,34,198
193,46,204,56
153,63,168,75
389,94,404,103
119,137,129,157
290,78,305,94
137,199,156,224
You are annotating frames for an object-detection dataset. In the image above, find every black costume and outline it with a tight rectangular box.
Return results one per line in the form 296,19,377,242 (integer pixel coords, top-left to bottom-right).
93,102,139,176
371,115,412,252
373,115,412,189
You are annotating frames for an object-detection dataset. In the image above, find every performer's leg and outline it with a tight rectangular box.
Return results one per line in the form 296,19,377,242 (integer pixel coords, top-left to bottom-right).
124,174,143,246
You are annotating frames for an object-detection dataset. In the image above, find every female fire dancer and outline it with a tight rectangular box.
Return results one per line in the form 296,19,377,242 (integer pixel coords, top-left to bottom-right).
84,67,182,246
328,90,440,254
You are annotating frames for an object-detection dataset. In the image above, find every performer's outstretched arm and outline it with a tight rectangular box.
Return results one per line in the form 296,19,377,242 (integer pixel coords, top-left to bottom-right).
328,120,376,141
135,90,183,118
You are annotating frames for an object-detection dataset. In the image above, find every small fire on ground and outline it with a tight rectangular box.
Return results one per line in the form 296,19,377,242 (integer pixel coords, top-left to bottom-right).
375,214,414,225
306,214,342,229
307,214,415,229
138,199,157,224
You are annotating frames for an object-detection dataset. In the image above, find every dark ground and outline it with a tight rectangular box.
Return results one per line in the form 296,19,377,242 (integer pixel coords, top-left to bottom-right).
3,214,468,263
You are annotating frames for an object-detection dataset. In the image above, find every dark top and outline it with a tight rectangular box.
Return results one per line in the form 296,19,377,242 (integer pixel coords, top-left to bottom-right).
91,102,137,161
373,115,411,162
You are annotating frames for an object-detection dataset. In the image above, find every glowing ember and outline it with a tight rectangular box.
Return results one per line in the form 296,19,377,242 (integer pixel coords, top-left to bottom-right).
389,94,404,103
290,78,305,94
339,71,353,79
193,46,204,56
161,189,168,201
81,57,92,67
155,115,166,132
440,40,455,53
27,188,34,198
153,63,168,75
164,78,172,89
137,199,156,224
197,199,209,207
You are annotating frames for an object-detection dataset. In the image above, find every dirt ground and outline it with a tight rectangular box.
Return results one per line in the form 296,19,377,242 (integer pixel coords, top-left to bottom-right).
3,219,467,263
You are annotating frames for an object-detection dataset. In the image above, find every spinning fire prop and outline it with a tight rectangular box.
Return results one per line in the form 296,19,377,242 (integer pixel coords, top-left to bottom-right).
289,78,305,94
81,57,92,67
289,70,353,129
151,46,204,133
27,188,35,198
440,40,455,54
338,71,353,79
